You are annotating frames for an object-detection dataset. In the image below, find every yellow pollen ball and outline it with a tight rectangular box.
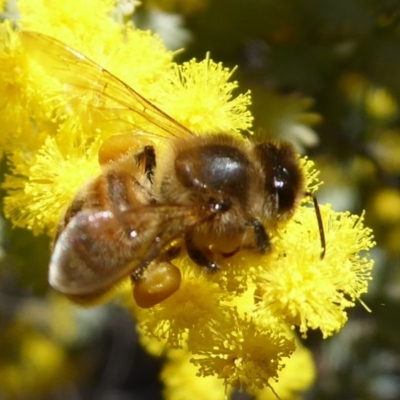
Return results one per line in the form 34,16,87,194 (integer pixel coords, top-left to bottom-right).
134,262,182,308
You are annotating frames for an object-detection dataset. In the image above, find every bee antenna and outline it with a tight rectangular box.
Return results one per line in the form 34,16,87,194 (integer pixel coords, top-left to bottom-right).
305,192,326,259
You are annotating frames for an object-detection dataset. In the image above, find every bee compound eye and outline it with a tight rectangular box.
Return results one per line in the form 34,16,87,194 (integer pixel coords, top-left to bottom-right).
273,166,296,213
133,262,182,308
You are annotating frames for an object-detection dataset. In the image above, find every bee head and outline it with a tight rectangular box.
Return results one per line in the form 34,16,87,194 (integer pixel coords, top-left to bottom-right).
255,141,305,220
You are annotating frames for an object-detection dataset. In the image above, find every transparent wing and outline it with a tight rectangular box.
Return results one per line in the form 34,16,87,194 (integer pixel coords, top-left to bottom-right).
20,31,193,139
49,205,210,297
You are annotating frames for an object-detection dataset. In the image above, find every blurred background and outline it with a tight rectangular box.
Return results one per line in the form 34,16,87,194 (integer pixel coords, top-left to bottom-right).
1,0,400,399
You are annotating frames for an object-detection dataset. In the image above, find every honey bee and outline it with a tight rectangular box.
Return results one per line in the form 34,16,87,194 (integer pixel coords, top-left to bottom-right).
20,31,325,307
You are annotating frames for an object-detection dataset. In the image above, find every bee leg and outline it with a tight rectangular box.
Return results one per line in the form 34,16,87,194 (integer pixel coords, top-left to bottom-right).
185,231,219,272
248,219,271,253
161,243,181,260
135,145,156,183
131,243,182,282
98,134,155,166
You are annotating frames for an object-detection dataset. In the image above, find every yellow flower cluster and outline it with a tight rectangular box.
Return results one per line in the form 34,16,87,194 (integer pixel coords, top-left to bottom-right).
157,336,315,400
0,0,375,398
0,0,252,235
129,196,374,396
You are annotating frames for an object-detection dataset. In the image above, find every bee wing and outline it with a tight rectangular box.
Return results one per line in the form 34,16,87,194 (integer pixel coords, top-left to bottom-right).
19,31,193,139
49,205,208,298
